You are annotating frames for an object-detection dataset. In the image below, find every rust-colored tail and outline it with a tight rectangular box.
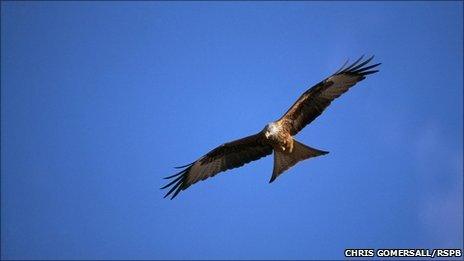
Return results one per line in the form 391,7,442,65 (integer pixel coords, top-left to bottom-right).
270,140,328,183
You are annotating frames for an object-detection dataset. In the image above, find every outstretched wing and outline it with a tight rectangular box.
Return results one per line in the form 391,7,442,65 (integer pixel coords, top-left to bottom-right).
161,133,273,199
278,56,381,135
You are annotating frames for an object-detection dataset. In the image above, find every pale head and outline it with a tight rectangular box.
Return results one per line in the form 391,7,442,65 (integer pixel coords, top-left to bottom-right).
264,122,280,139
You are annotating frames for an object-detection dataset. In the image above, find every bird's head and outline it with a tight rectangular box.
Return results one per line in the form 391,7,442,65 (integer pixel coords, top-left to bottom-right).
264,122,278,139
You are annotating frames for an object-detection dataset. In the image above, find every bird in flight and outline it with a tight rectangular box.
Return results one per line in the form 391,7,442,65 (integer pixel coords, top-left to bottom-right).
162,56,380,199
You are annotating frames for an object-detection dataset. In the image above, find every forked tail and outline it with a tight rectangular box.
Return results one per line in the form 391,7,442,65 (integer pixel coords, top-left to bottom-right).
270,140,328,183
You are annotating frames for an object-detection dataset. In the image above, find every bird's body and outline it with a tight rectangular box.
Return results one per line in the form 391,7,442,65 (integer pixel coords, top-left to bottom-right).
162,56,380,199
264,122,293,152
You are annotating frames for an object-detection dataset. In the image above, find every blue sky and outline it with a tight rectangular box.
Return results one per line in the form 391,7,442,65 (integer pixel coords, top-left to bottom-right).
1,1,462,260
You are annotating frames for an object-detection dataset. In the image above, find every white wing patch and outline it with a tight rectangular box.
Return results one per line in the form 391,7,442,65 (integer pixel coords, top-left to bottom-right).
322,74,362,99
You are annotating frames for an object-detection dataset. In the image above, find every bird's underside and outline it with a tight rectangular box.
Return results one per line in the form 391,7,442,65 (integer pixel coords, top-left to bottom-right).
162,56,380,199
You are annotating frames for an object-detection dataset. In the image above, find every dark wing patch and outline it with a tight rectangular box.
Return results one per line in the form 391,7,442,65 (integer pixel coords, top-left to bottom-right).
161,133,273,199
278,56,381,135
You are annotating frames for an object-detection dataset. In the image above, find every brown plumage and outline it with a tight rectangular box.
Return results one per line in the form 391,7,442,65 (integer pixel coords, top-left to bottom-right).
162,56,380,199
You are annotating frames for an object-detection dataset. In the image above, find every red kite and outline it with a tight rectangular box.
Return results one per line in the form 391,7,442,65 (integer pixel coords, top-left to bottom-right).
162,56,380,199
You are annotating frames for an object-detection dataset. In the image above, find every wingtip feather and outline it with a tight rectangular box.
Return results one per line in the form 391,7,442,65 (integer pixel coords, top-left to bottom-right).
174,162,194,169
342,55,365,72
334,58,350,74
362,70,379,75
162,163,194,199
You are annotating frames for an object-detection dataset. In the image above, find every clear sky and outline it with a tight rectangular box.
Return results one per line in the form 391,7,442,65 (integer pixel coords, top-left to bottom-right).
1,1,462,260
